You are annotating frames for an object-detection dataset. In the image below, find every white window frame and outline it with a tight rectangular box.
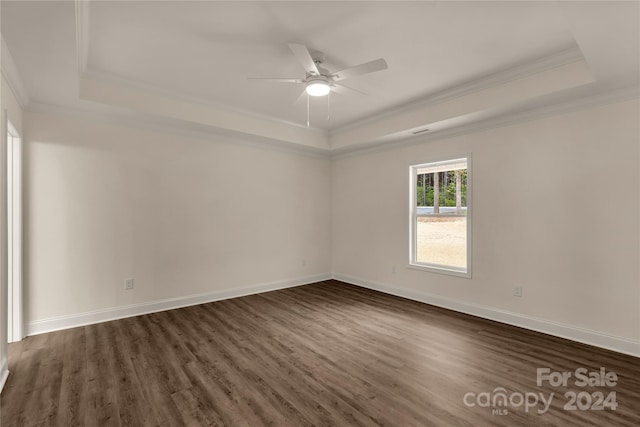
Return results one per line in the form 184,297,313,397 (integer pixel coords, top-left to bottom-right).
409,154,472,278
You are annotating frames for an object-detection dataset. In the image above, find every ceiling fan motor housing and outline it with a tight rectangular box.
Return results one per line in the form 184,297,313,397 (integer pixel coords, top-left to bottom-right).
306,76,331,96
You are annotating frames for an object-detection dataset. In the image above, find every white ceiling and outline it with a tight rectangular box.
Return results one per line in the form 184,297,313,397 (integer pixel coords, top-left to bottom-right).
2,1,639,151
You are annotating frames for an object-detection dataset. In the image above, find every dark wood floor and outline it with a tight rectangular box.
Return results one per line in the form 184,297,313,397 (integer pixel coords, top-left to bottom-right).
1,280,638,426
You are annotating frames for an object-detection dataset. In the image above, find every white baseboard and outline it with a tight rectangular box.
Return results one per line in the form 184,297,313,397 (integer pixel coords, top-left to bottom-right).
23,272,640,358
0,356,9,393
333,273,640,358
27,273,332,336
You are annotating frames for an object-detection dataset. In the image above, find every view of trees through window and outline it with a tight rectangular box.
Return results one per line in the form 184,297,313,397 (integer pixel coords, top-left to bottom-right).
411,158,469,274
416,170,468,210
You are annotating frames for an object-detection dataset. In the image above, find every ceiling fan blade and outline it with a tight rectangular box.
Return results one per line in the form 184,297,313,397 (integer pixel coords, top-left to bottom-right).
331,83,368,96
288,43,320,76
331,58,388,82
248,77,305,83
294,89,307,104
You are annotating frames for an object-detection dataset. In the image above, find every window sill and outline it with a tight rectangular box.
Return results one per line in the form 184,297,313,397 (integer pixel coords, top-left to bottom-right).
407,263,471,279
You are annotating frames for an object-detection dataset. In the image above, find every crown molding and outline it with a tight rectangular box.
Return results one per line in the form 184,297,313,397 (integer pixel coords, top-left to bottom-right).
26,82,638,161
76,46,586,147
82,69,328,136
330,46,586,138
26,101,331,159
331,84,640,158
330,55,594,151
78,71,330,150
1,36,30,108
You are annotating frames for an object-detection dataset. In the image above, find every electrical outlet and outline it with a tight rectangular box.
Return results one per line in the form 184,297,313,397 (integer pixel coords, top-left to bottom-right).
301,259,307,267
125,278,134,290
392,265,397,274
513,285,523,298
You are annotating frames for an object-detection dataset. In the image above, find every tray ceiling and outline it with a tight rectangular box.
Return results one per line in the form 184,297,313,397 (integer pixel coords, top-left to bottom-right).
2,1,638,152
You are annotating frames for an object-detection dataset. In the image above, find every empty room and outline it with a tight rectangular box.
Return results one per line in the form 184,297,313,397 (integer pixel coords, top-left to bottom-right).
1,1,639,426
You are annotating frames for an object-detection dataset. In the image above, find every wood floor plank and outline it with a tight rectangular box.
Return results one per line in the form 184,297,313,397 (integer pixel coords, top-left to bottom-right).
56,328,88,426
2,280,638,426
199,301,371,426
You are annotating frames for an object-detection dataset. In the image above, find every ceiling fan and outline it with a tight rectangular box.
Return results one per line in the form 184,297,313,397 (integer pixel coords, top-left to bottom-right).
249,43,388,102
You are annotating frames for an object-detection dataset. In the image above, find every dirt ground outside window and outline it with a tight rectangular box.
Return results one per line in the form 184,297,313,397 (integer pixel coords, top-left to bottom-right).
416,216,467,269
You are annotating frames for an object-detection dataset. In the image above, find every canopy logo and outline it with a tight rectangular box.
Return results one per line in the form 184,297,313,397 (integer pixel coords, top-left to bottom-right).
463,388,553,415
462,367,619,416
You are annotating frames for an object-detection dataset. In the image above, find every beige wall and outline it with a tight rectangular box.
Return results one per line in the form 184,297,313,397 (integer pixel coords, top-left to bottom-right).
11,90,640,357
332,98,640,345
24,110,331,322
1,74,23,385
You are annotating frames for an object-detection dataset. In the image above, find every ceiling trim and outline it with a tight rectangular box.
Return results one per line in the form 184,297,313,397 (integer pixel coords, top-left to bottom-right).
26,101,331,159
330,46,586,137
78,72,330,150
1,36,30,108
27,83,638,161
331,84,640,159
329,54,595,150
82,68,327,135
76,45,593,153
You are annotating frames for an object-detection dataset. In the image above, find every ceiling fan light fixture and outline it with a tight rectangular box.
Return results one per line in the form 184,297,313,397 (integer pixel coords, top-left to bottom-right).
306,79,331,97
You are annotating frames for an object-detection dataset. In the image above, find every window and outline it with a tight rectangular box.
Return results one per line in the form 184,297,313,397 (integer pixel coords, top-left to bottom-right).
410,156,471,277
